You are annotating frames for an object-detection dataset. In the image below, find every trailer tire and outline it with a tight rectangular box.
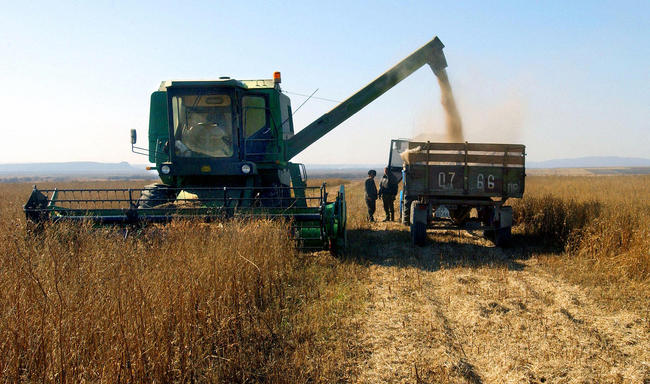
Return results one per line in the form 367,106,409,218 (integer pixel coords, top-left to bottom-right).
411,221,426,246
402,198,413,226
137,184,175,209
495,226,512,247
486,226,512,247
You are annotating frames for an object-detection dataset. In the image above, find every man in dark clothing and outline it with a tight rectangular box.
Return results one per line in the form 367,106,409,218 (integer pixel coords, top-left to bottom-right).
378,167,399,221
364,170,378,222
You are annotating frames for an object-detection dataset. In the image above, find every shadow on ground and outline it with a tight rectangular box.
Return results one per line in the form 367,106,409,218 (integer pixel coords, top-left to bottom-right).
344,225,563,272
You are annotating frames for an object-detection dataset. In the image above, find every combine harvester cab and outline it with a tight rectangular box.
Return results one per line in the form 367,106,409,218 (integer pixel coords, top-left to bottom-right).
25,36,450,254
388,139,526,246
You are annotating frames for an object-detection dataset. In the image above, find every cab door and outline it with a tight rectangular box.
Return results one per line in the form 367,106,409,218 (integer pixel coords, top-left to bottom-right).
242,94,275,162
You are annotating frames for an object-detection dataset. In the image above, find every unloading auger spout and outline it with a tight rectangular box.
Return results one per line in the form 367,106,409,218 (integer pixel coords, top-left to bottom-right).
285,36,447,160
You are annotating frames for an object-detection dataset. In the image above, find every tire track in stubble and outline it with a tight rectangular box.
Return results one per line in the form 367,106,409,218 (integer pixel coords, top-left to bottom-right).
352,220,649,382
422,279,483,384
355,262,484,383
513,263,650,378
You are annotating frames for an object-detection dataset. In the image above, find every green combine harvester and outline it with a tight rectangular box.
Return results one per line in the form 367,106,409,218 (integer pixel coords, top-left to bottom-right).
24,37,449,252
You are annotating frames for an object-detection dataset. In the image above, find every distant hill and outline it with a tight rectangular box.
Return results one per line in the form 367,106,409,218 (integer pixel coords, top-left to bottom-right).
306,164,385,170
527,156,650,169
2,156,649,182
0,162,155,181
307,157,650,172
305,164,385,179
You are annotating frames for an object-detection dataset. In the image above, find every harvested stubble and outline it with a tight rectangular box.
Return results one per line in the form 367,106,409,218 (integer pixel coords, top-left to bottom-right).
344,175,649,382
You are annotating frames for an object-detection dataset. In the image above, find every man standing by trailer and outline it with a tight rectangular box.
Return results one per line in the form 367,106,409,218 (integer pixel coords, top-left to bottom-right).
365,170,378,222
378,167,398,221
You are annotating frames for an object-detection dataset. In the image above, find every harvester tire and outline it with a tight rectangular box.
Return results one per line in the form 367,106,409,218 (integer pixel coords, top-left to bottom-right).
137,184,175,209
329,229,348,256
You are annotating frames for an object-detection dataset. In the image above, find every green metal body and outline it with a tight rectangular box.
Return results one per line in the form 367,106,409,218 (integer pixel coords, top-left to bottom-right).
148,79,298,188
25,36,448,252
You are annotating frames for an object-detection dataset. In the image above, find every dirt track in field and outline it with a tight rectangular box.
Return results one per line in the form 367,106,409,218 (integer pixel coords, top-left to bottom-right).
350,223,650,383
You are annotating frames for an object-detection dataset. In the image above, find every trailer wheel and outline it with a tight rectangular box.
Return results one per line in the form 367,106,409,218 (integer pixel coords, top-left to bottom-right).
410,202,428,246
137,184,176,209
411,221,426,246
402,198,413,226
486,226,512,247
494,226,512,246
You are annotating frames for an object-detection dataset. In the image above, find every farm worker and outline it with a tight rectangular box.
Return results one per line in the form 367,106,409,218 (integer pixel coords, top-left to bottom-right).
365,170,378,222
378,167,399,221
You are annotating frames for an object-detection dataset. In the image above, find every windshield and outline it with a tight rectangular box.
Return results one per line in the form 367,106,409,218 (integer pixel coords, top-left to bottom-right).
171,94,234,158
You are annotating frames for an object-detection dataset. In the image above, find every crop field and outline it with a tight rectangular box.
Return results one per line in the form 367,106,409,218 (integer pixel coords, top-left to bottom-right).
1,176,649,383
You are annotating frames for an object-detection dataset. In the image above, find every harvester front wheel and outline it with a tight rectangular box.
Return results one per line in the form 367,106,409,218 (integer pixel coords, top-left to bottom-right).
329,229,347,256
137,184,176,209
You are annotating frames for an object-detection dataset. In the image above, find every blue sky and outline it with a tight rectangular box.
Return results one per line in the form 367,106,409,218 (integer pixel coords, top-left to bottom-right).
0,0,647,165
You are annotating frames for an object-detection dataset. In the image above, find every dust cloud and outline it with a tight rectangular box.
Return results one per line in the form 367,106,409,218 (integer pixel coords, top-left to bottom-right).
411,68,464,143
463,96,525,143
412,69,526,144
412,131,446,142
435,68,464,142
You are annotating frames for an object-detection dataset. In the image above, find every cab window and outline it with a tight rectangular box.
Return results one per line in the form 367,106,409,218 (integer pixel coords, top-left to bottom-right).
171,94,234,158
242,96,268,138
